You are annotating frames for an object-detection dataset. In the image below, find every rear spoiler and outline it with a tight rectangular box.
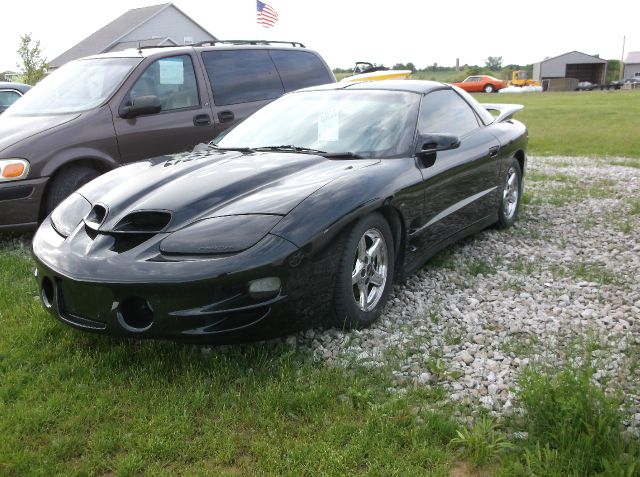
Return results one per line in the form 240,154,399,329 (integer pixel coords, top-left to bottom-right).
482,103,524,123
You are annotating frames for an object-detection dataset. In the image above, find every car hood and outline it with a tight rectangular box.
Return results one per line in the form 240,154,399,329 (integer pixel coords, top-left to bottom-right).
0,113,80,153
79,149,379,232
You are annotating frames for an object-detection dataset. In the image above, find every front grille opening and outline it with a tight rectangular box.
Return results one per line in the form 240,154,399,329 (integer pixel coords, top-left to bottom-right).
110,233,153,253
41,277,54,308
86,204,107,227
117,296,154,331
114,211,171,233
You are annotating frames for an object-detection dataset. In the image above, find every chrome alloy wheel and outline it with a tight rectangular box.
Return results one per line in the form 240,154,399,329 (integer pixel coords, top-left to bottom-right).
351,228,389,312
503,166,519,220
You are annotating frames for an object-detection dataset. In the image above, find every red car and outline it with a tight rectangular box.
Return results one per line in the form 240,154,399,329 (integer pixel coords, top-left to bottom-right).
452,75,507,93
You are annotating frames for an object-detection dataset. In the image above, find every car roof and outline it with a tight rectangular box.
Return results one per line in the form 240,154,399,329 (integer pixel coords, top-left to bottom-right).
0,82,31,93
298,80,449,95
82,42,313,61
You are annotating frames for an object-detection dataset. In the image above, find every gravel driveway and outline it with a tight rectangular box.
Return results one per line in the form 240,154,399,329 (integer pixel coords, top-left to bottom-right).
299,156,640,427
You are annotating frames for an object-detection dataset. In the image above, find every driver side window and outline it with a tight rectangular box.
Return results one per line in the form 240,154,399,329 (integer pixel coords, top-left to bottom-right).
418,89,480,138
128,55,199,112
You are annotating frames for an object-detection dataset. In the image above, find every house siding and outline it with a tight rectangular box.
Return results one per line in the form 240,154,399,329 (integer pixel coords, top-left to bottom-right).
624,64,640,80
120,7,215,46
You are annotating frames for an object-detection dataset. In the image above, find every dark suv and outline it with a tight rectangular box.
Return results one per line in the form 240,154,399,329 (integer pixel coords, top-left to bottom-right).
0,40,335,232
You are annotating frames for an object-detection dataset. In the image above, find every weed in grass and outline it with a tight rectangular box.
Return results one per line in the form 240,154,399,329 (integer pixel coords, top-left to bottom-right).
618,220,634,234
506,362,640,476
608,158,640,169
428,248,457,270
450,416,513,468
628,198,640,216
467,259,495,276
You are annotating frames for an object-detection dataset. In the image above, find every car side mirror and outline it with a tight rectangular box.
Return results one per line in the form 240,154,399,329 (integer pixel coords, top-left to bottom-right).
415,134,461,155
119,95,162,119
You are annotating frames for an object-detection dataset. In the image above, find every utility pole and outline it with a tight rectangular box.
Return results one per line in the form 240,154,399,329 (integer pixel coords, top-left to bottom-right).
620,36,626,81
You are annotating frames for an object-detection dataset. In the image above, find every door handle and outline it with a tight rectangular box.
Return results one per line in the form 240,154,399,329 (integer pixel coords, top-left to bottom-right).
489,146,500,158
217,110,235,123
193,114,211,126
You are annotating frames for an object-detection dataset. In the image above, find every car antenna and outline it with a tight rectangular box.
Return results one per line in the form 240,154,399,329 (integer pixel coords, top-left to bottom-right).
138,41,142,55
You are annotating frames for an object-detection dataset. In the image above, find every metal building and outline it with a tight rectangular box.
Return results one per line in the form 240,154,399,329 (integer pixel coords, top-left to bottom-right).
623,51,640,80
533,51,607,84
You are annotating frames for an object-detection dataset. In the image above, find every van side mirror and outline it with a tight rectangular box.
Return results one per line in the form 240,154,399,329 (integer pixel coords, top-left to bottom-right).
415,134,461,155
119,95,162,119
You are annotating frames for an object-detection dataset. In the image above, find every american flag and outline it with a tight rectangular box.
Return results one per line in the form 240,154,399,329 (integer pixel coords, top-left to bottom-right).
257,0,279,28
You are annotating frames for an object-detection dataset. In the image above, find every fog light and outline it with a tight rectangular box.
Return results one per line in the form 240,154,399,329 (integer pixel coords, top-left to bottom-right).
248,277,281,299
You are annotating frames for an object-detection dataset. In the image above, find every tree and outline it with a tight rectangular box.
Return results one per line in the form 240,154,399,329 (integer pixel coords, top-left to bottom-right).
405,62,417,73
484,56,503,71
17,33,48,85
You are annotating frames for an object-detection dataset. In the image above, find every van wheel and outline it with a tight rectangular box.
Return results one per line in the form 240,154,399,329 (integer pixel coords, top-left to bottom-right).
45,165,101,215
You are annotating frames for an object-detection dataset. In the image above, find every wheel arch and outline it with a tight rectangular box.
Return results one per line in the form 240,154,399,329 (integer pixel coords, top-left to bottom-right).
38,157,115,220
513,149,526,177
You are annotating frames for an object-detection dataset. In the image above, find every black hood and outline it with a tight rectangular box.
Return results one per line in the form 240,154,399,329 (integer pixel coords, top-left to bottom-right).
78,149,379,232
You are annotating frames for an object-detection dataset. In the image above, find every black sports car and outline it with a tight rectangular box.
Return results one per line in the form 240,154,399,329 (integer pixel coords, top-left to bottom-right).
32,80,527,343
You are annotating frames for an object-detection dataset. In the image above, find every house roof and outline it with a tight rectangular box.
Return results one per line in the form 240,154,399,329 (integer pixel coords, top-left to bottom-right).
49,3,215,68
536,50,607,65
107,37,177,53
625,51,640,64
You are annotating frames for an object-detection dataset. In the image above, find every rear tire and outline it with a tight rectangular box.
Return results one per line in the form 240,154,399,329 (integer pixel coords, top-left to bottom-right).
497,158,522,228
484,84,495,93
45,165,101,215
332,212,395,329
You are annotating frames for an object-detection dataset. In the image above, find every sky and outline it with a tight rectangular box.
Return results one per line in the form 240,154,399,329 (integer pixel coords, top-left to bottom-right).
1,0,638,73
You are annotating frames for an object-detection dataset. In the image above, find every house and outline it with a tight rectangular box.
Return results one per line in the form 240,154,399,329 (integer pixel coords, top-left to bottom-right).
533,51,607,84
49,3,216,70
623,51,640,80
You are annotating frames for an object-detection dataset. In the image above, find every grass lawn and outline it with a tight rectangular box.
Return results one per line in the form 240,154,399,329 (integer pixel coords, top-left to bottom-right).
2,90,640,475
475,90,640,158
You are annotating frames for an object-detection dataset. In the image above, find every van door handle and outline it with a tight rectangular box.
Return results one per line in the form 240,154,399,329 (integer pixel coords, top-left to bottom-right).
217,110,235,123
489,146,500,158
193,114,211,126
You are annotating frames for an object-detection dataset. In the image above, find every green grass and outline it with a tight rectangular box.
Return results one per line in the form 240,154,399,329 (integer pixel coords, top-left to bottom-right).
474,90,640,158
0,239,463,476
498,362,640,476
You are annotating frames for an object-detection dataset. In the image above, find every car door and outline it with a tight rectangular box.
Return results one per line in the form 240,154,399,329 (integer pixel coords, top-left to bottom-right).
199,49,285,139
111,54,216,162
413,88,500,250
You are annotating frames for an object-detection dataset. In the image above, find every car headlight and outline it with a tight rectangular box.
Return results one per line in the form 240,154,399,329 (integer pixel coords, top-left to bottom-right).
160,215,282,255
50,193,92,237
0,159,30,182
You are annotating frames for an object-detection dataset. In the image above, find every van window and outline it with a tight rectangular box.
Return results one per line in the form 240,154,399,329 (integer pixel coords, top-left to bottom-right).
128,55,199,112
269,50,333,91
201,50,284,106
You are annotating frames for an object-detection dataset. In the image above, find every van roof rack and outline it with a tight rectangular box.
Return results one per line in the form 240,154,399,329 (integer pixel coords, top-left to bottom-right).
194,40,306,48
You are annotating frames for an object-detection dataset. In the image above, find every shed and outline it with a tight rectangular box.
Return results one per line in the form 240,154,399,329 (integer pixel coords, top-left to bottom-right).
49,3,216,70
623,51,640,80
533,51,607,84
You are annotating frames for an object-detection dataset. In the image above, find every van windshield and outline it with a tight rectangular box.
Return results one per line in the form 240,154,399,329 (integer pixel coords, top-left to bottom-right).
7,57,142,116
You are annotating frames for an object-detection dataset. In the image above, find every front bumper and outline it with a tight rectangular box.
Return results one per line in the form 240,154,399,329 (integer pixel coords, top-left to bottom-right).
32,218,340,342
0,177,48,232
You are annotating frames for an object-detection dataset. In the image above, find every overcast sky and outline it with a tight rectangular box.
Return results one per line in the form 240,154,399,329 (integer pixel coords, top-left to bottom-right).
1,0,637,72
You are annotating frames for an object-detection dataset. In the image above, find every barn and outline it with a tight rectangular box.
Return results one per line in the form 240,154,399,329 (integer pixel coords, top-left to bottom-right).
532,51,607,84
623,51,640,80
49,3,216,70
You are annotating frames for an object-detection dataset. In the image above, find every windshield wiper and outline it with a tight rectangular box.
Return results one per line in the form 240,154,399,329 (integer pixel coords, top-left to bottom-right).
208,144,255,153
254,145,363,159
254,145,328,154
322,152,363,159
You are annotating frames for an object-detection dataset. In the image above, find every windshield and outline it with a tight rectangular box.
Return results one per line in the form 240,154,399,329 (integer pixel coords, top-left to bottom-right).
7,57,141,116
217,90,420,158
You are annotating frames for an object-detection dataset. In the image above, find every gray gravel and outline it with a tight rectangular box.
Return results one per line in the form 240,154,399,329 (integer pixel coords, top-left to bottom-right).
297,156,640,426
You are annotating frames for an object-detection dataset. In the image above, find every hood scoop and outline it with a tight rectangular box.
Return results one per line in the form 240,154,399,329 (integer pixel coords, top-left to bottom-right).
112,211,172,233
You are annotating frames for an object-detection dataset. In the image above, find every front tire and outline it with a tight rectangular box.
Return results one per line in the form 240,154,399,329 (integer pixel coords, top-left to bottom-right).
45,165,101,215
497,158,522,228
332,212,395,329
484,84,495,93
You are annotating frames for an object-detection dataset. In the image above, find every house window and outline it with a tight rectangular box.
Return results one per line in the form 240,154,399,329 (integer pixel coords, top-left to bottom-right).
184,36,193,45
635,72,640,78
